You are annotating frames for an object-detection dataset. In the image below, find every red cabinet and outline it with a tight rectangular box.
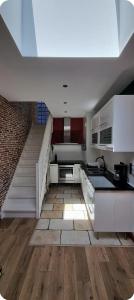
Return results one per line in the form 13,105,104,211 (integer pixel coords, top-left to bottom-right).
52,117,84,144
51,118,64,144
71,118,84,144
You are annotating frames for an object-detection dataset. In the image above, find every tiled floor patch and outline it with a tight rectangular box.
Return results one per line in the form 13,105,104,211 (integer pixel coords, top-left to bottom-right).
61,230,90,245
41,210,63,219
42,203,53,211
36,219,49,230
30,230,60,246
29,184,134,246
74,220,92,231
49,219,73,230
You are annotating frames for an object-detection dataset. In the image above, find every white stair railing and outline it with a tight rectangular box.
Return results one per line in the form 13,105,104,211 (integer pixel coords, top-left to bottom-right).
36,115,53,218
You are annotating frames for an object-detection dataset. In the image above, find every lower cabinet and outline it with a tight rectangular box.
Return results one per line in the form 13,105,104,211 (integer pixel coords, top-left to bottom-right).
73,164,81,183
50,164,58,183
80,169,134,233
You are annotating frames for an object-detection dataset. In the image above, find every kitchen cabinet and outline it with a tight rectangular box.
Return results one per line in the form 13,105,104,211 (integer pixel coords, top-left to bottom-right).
91,95,134,151
91,113,99,144
99,100,113,131
80,169,134,233
91,113,100,133
99,100,113,145
73,164,81,183
50,164,58,183
51,118,64,144
80,169,95,227
114,194,134,232
71,118,84,144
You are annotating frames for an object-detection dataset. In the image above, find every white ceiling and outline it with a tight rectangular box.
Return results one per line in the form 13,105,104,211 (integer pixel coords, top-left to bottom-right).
0,17,134,117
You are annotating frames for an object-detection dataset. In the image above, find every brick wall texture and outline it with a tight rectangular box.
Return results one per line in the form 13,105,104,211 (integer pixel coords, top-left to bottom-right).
0,96,32,208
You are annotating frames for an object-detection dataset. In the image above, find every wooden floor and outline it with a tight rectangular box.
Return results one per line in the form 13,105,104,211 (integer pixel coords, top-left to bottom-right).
0,219,134,300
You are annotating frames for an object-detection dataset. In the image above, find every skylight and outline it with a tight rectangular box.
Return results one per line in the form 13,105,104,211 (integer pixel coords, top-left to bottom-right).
128,0,134,5
0,0,134,58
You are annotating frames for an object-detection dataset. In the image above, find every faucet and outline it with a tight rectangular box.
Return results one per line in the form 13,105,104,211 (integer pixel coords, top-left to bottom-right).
95,155,106,171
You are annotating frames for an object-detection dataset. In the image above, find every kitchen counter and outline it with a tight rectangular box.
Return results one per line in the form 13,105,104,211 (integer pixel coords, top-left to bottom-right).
82,165,134,191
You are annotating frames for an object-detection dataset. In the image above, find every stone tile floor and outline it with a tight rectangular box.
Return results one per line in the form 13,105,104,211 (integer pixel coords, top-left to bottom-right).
30,184,134,246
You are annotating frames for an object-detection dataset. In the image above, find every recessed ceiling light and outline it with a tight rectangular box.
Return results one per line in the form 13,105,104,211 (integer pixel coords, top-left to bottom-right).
64,101,68,104
62,84,68,88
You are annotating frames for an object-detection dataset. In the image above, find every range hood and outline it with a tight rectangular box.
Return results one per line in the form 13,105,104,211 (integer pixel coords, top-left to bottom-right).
64,117,71,143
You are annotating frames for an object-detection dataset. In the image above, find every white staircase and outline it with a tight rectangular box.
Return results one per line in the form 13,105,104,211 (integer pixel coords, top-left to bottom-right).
1,125,45,218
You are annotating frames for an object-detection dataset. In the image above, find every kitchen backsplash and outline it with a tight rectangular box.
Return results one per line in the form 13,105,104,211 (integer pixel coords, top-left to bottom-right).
100,151,134,186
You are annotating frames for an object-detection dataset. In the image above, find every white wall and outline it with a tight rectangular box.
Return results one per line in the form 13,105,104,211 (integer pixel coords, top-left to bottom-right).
0,0,22,53
118,0,134,53
100,150,134,186
52,144,85,161
22,0,37,56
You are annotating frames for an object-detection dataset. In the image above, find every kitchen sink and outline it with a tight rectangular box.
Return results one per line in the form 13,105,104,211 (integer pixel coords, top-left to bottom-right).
89,176,116,189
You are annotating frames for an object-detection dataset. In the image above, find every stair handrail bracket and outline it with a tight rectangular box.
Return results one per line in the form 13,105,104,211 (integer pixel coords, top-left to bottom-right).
36,115,53,218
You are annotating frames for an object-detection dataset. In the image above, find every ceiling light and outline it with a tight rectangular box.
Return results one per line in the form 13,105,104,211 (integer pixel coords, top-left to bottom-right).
62,84,68,88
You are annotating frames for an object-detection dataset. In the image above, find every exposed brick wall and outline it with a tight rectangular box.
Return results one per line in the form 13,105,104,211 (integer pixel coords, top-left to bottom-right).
0,96,32,207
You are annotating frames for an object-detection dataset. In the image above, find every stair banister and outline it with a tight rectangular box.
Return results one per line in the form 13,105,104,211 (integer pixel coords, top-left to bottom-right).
36,115,53,218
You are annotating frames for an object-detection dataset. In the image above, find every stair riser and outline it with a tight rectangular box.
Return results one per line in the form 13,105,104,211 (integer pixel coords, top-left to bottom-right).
21,153,39,159
23,145,41,151
19,159,38,166
16,168,36,176
12,177,36,187
9,187,36,198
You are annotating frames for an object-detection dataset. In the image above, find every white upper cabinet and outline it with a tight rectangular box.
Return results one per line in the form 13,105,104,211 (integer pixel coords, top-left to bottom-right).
99,100,113,131
91,95,134,152
91,113,100,133
112,96,134,152
99,100,113,146
91,113,100,144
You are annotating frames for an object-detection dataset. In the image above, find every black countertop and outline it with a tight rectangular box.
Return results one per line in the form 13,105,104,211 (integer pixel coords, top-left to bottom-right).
82,165,134,191
50,160,134,191
51,160,84,165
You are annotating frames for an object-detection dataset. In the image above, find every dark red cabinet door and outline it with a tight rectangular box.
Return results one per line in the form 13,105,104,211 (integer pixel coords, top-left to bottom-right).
70,118,84,144
52,118,64,144
52,117,84,144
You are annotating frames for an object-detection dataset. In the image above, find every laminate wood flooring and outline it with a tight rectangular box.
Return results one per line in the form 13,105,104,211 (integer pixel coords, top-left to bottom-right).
0,218,134,299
